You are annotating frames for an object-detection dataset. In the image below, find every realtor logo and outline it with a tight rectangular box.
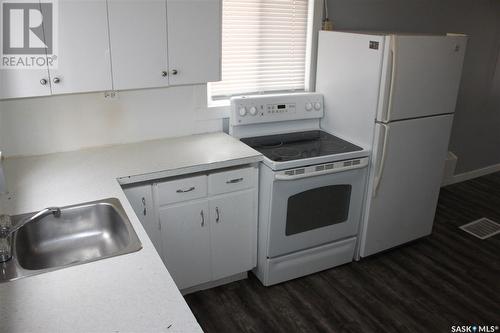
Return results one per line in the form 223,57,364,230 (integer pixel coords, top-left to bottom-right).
1,0,57,69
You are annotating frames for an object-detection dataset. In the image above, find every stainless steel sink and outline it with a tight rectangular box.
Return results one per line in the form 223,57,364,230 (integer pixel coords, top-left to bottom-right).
0,198,142,283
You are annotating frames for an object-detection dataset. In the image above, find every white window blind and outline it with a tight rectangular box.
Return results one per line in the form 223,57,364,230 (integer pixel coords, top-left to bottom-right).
209,0,309,99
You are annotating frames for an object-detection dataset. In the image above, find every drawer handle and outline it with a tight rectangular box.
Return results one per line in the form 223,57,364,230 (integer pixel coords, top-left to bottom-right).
176,186,195,193
226,178,243,184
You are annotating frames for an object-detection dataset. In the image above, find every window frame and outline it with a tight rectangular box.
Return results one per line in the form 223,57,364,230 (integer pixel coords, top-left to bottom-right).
204,0,324,116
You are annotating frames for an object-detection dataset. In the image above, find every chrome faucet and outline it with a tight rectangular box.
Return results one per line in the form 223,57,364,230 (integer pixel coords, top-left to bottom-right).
0,207,61,262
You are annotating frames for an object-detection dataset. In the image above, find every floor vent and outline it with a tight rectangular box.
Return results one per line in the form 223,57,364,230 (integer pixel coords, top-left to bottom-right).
459,218,500,240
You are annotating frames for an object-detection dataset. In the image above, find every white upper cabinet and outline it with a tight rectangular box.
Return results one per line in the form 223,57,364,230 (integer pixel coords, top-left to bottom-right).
108,0,222,89
166,0,221,85
0,67,52,100
42,0,112,95
107,0,169,90
0,1,51,99
0,0,221,99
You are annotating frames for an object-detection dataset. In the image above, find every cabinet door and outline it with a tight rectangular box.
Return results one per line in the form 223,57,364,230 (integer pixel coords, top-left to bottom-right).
209,189,257,280
0,69,52,99
160,200,211,289
123,184,160,253
107,0,169,90
166,0,221,85
42,0,112,94
0,1,51,99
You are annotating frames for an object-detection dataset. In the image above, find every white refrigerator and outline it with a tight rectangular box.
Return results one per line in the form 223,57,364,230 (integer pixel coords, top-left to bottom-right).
315,31,467,257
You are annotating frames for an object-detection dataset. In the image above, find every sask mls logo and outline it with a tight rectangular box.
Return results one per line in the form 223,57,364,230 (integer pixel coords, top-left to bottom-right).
451,325,499,333
1,0,58,69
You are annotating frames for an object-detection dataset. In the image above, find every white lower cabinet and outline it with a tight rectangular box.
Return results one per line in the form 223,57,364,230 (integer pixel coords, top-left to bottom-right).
209,190,256,280
123,166,258,291
160,200,212,289
157,166,258,291
123,184,161,252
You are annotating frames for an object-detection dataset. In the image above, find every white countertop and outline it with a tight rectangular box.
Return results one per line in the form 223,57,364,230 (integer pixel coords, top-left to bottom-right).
0,132,262,333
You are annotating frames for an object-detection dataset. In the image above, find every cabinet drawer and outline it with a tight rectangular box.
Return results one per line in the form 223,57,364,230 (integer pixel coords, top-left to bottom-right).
157,175,207,205
208,167,256,195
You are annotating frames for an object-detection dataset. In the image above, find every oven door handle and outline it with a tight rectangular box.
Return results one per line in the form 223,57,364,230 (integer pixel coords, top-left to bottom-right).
274,161,368,181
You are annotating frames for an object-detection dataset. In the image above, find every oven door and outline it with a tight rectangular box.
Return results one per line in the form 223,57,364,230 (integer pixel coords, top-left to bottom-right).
268,165,367,258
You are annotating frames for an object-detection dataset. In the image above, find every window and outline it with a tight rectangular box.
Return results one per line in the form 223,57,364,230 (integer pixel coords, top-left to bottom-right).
208,0,311,101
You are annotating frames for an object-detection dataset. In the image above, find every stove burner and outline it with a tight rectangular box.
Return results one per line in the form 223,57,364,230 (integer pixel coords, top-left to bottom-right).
260,141,283,148
273,147,301,159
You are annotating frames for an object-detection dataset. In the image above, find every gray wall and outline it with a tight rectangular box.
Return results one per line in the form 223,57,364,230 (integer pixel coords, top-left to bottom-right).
327,0,500,173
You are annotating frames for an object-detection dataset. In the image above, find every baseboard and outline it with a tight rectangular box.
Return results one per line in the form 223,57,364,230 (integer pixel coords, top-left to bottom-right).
442,163,500,186
180,272,248,295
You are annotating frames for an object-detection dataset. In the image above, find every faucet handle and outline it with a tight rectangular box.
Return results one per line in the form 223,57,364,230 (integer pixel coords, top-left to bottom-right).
0,214,11,235
0,151,6,194
0,215,12,262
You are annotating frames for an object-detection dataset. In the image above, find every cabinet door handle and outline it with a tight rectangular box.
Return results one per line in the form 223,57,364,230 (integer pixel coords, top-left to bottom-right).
200,210,205,227
161,70,168,77
40,78,48,86
53,77,61,84
226,177,243,184
170,69,178,75
215,207,220,223
176,186,195,193
142,197,146,216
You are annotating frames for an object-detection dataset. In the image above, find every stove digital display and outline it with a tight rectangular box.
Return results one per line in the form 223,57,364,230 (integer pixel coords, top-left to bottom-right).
277,104,286,109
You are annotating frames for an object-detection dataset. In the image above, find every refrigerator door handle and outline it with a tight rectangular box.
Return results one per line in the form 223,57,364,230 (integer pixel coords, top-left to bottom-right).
373,123,390,197
384,37,397,123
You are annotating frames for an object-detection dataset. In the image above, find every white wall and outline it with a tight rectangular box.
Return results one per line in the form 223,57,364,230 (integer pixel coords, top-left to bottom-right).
0,110,3,150
327,0,500,174
0,85,222,157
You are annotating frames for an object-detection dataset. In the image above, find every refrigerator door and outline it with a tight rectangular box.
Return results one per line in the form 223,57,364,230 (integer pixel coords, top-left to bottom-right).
378,35,467,122
360,114,453,257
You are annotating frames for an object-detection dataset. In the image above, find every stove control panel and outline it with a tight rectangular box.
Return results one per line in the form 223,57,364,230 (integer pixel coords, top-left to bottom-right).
230,93,324,126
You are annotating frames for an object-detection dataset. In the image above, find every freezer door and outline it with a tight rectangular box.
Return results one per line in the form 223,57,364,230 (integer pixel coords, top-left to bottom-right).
378,35,467,122
317,31,386,148
360,114,453,257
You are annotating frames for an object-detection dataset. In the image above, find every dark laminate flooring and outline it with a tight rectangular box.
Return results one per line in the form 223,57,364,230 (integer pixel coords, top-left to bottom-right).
185,173,500,333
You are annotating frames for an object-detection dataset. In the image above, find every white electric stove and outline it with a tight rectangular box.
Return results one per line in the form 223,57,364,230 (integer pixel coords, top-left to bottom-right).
230,93,370,286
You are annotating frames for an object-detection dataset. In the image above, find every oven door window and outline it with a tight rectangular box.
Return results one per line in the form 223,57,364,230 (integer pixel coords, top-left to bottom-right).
285,185,352,236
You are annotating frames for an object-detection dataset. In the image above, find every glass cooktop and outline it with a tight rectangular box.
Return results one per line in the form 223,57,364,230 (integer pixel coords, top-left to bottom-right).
240,130,363,162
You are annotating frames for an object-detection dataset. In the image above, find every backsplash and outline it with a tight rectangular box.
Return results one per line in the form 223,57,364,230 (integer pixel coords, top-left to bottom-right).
0,85,222,157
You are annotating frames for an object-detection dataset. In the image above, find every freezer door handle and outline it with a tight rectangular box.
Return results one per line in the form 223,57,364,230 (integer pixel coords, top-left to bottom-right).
384,37,397,123
373,123,390,197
